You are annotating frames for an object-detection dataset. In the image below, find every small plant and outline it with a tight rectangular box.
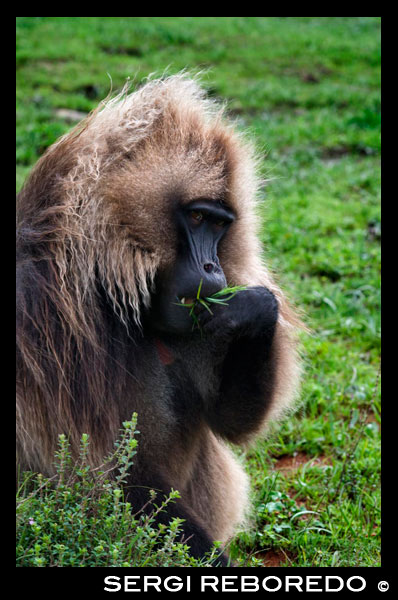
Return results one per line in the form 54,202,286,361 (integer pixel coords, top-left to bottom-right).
16,415,223,567
175,280,247,330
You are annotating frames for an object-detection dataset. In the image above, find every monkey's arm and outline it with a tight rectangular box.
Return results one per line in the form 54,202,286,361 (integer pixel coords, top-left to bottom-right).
201,286,280,444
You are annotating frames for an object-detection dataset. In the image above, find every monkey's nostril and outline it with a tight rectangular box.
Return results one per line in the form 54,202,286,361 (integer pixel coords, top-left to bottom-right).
204,263,214,273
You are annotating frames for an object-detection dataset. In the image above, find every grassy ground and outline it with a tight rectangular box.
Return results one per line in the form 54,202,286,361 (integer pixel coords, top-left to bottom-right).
16,17,381,567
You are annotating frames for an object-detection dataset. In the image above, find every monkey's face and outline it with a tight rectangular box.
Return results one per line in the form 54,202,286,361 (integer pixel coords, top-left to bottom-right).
150,200,235,335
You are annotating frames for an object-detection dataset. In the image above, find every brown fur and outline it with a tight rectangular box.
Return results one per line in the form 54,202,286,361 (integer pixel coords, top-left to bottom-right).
16,74,301,544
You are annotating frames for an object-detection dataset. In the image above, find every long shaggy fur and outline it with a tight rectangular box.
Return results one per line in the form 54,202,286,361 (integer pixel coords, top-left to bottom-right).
16,73,301,542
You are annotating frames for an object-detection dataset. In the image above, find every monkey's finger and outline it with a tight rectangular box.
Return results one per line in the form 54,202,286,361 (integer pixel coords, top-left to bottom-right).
201,314,236,337
198,303,224,327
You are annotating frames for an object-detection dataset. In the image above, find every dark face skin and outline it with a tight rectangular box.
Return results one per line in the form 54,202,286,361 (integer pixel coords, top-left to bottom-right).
151,199,235,335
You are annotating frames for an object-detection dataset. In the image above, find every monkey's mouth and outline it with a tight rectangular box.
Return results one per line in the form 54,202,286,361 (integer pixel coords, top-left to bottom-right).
179,297,195,306
175,296,206,317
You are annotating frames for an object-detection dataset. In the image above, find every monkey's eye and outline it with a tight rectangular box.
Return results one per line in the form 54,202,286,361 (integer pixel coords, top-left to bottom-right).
190,211,204,224
211,219,226,230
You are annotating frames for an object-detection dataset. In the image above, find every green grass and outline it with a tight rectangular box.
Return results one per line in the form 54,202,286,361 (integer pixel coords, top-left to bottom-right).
175,282,248,331
16,17,381,567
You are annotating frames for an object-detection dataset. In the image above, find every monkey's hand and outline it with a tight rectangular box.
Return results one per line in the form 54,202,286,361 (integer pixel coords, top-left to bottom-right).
200,287,279,444
200,286,278,341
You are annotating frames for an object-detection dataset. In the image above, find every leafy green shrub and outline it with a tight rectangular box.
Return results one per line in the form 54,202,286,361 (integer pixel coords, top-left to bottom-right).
16,415,221,567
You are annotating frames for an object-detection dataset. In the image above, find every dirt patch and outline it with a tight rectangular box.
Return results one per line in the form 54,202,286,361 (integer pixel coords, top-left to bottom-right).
365,413,380,431
273,452,332,473
367,220,381,241
321,144,377,159
309,266,341,282
75,84,100,100
259,549,295,567
55,109,87,123
101,45,143,57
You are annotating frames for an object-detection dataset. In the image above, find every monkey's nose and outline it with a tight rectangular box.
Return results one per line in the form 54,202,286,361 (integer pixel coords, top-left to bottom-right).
203,263,215,273
200,269,227,299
